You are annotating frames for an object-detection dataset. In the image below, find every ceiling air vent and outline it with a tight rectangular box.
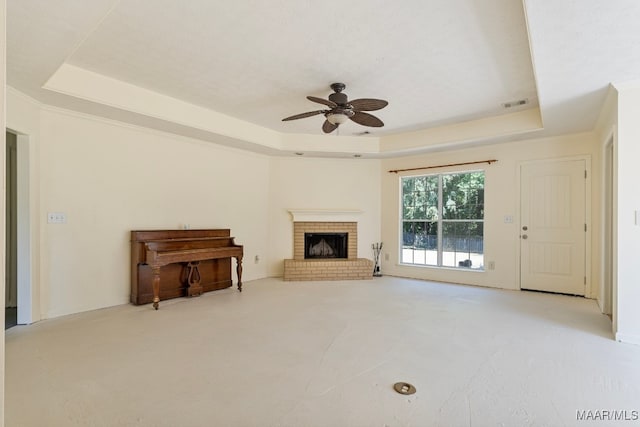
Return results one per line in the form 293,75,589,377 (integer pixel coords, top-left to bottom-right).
502,99,529,109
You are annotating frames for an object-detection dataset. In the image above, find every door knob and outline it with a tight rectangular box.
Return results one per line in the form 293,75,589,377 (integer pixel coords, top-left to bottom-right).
522,234,528,239
522,226,528,231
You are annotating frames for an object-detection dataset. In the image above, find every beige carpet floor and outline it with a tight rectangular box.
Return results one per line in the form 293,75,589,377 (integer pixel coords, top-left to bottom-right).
5,277,640,426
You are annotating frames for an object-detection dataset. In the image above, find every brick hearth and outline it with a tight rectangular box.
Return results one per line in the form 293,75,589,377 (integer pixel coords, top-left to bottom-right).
283,259,373,281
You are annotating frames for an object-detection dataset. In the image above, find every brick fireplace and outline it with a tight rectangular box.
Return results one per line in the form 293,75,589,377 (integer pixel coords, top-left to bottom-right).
283,210,373,281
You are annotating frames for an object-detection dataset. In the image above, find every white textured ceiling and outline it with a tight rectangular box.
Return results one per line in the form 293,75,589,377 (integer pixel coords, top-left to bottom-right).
64,0,537,136
7,0,640,155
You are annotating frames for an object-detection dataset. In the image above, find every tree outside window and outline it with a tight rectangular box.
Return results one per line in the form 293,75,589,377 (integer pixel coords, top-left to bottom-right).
401,171,484,269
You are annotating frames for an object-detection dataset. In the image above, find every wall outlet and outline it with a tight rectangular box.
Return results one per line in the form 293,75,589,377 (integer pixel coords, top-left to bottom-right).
47,212,67,224
384,253,389,261
254,255,260,264
488,261,495,270
504,215,514,223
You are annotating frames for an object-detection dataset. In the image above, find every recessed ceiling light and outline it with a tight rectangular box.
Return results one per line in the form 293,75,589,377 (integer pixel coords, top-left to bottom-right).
294,152,304,156
354,154,362,158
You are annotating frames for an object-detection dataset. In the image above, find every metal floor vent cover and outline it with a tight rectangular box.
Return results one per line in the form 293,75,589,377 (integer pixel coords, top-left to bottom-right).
393,382,416,395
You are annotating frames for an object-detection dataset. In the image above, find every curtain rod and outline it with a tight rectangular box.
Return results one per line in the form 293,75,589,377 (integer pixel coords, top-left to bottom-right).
388,159,498,174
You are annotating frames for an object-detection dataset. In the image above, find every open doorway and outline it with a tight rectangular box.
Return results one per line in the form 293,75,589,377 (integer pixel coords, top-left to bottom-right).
5,131,17,329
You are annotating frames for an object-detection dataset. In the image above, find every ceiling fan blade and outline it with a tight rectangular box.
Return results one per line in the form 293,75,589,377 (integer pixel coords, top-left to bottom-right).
282,110,327,121
307,96,337,108
322,120,338,134
350,111,384,127
349,98,388,111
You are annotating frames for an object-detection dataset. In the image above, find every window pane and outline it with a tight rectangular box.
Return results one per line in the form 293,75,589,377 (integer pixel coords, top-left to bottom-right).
401,221,438,265
401,176,439,220
402,177,416,194
441,221,484,269
402,222,415,247
442,172,484,220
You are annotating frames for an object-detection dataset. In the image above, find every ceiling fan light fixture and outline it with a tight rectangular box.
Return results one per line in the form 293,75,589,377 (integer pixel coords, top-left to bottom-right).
326,113,350,125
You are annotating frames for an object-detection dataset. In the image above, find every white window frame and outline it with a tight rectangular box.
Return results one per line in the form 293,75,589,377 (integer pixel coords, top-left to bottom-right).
399,170,485,270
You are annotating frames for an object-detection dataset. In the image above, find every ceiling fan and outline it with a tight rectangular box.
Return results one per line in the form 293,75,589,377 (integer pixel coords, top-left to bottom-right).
282,83,388,134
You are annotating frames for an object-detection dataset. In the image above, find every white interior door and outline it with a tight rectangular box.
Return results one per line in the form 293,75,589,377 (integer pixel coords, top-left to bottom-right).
520,159,586,295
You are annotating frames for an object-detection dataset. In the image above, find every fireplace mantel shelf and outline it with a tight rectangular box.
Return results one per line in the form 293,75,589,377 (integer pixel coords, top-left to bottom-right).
288,209,363,223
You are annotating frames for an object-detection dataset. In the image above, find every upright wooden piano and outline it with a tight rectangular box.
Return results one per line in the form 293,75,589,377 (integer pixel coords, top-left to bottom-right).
131,229,243,310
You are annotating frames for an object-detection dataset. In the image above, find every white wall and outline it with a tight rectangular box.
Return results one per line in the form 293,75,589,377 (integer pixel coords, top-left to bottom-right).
8,91,272,319
381,133,602,295
1,0,6,422
267,156,381,277
614,84,640,344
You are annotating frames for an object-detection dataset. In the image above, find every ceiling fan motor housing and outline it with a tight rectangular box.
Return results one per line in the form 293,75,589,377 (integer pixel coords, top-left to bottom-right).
328,92,348,105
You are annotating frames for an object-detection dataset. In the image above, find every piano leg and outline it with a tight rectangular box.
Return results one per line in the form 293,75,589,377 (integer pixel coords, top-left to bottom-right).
151,266,161,310
236,256,243,292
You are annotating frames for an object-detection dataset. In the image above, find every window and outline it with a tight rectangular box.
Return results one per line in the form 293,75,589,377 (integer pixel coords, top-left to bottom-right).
401,171,484,269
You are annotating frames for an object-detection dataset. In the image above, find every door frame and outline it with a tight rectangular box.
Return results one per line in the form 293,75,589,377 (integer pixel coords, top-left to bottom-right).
6,129,34,324
517,155,592,297
601,127,617,321
6,131,17,309
602,137,613,314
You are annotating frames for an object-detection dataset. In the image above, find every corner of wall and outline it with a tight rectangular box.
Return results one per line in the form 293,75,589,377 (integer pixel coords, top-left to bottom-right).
615,332,640,346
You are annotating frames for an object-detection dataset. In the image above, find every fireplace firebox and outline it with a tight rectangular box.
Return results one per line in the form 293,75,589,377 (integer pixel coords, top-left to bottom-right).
304,233,348,259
